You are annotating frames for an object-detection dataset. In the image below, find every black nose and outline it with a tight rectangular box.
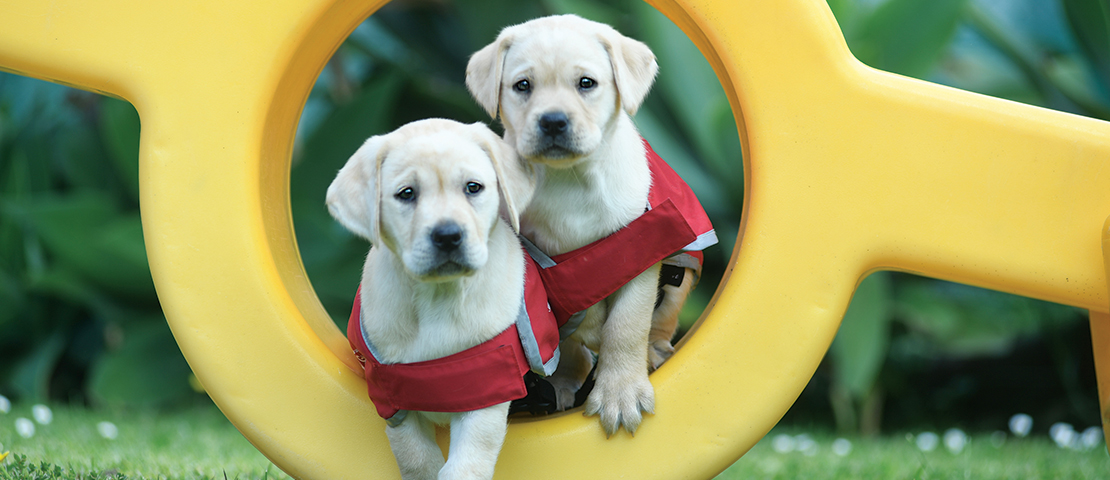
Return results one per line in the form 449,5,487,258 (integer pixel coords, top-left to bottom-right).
538,112,569,136
431,223,464,252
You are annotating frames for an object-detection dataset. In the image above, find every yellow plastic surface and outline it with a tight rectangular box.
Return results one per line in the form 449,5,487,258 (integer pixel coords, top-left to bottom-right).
1,0,1108,478
1095,217,1110,453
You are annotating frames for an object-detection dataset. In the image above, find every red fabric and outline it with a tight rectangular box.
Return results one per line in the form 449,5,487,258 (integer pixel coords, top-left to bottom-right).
536,138,715,325
347,251,556,420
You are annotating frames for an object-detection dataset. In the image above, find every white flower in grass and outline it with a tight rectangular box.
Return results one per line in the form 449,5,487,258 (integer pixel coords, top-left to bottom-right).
831,438,852,456
31,404,52,425
794,434,818,456
0,395,10,414
943,428,967,453
1009,413,1032,437
916,431,939,452
97,421,119,440
1079,427,1103,450
989,430,1007,448
15,418,34,438
771,434,795,453
1050,422,1076,449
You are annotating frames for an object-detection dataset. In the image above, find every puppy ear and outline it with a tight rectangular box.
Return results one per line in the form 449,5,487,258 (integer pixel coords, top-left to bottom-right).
469,122,535,233
601,30,659,115
326,134,390,243
466,30,514,119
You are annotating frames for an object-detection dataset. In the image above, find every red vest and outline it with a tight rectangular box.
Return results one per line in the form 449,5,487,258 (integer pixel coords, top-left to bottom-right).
525,139,717,326
346,139,715,422
347,250,559,423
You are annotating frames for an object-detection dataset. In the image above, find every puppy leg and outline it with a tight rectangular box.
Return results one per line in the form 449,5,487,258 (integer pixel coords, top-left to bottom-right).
386,414,445,480
585,263,660,436
648,267,696,371
440,402,510,480
547,339,596,410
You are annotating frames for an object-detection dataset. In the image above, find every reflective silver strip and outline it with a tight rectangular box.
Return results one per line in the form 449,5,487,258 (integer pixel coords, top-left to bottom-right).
682,229,718,252
358,307,385,362
385,411,408,428
515,295,560,376
359,306,409,427
558,311,586,340
518,235,592,341
662,252,702,271
519,236,556,268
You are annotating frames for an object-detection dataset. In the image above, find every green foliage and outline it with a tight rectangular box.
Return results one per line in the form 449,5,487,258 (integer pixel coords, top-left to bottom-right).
0,455,127,480
0,74,194,407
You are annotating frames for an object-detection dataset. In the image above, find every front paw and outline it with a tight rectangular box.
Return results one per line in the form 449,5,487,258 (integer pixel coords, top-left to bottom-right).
647,339,675,371
584,372,654,436
546,375,583,411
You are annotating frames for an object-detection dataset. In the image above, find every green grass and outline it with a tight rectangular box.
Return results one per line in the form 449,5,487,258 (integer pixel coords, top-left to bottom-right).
717,428,1110,480
1,403,1107,479
0,404,288,480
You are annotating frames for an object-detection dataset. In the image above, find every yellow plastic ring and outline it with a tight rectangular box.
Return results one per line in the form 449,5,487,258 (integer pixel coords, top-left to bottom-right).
1,0,1108,478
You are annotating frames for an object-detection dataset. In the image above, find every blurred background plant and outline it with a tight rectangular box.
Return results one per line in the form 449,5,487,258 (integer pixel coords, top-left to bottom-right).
0,0,1104,439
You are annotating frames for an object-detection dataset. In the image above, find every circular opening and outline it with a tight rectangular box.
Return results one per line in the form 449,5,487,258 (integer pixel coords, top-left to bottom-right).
290,0,743,406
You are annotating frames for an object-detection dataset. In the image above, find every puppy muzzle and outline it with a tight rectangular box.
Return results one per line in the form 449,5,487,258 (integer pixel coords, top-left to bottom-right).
528,111,581,162
410,222,479,280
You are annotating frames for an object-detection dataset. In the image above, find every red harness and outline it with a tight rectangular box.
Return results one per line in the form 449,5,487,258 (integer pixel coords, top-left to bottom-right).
346,139,715,423
527,139,717,327
348,250,559,423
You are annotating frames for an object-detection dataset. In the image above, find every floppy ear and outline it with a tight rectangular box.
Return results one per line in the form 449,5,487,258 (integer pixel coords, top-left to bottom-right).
468,122,535,233
600,29,659,115
466,29,515,119
325,134,391,244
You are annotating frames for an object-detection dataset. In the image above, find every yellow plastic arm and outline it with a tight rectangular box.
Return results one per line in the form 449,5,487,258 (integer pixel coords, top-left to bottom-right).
0,0,1107,478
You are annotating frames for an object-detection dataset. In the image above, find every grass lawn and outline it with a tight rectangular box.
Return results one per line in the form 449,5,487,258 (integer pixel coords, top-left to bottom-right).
1,402,1107,479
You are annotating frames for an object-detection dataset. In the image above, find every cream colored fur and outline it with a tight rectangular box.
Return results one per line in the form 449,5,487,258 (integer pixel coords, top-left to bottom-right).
326,118,535,480
466,14,694,436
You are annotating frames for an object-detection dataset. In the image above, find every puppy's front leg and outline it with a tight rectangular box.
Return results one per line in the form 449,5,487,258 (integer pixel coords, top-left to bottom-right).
547,338,596,410
440,402,510,480
585,263,660,436
648,267,696,371
386,413,445,480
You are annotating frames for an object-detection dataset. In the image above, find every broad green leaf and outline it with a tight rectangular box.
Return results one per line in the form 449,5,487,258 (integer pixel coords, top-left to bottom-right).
851,0,968,78
8,330,67,401
58,122,117,194
454,0,547,51
14,194,154,299
87,320,195,408
893,277,1082,357
542,0,624,26
830,272,893,398
99,98,141,202
1062,0,1110,93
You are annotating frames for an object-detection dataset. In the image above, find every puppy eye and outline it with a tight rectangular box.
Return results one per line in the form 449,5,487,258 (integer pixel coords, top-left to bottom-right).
578,77,596,90
465,182,484,195
513,79,531,93
395,187,415,202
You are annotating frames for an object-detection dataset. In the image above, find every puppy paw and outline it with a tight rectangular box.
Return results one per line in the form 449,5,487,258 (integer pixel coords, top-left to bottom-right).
647,340,675,372
546,375,583,411
584,373,654,436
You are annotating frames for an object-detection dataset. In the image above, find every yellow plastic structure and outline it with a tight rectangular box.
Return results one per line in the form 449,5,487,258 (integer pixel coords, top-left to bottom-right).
1,0,1108,478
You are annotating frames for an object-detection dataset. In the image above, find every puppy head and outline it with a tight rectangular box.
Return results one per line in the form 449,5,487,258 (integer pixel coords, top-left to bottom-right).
326,119,534,281
465,14,658,168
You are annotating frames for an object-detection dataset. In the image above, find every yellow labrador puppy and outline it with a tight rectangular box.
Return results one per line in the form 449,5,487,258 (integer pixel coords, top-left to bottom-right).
327,119,535,480
466,14,696,435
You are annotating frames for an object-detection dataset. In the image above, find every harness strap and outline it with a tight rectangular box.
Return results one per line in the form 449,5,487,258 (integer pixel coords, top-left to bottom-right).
347,249,559,424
